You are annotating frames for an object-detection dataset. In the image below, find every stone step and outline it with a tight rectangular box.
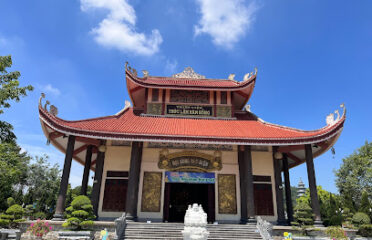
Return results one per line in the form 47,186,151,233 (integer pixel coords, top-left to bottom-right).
124,222,262,240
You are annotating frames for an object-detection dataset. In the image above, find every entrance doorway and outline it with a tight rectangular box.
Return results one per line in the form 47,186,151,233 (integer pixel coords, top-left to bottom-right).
163,183,215,223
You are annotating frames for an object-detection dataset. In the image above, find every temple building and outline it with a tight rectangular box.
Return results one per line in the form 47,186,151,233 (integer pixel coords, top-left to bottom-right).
38,64,345,225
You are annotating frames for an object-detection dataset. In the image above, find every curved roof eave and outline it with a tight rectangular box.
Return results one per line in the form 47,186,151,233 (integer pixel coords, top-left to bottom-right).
38,104,346,147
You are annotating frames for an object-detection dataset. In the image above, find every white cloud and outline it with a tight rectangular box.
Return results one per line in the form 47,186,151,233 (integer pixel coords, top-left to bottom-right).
194,0,258,49
38,84,61,96
81,0,163,56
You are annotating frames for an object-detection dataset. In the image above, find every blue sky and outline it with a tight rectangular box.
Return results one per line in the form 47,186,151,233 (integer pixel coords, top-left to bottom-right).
0,0,371,192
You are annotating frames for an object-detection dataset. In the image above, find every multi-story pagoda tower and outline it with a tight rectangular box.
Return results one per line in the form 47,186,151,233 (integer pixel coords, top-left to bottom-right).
38,64,345,226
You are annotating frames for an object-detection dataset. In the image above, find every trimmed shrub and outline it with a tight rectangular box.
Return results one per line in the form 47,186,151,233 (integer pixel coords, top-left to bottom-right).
359,224,372,237
352,212,371,226
342,208,353,223
291,201,314,226
62,195,95,230
0,197,25,228
329,215,343,226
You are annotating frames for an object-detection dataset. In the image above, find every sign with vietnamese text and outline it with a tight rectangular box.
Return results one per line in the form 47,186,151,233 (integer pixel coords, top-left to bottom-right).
165,171,215,184
166,105,213,116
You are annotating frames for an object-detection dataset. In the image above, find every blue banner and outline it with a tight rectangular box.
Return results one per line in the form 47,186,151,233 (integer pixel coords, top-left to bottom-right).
165,171,215,184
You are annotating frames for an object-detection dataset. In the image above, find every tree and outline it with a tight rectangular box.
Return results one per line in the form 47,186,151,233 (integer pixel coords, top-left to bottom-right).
292,201,314,226
0,197,25,228
359,191,371,217
296,185,341,225
0,55,33,114
0,142,30,211
63,195,95,230
0,55,33,144
335,141,372,207
22,156,60,219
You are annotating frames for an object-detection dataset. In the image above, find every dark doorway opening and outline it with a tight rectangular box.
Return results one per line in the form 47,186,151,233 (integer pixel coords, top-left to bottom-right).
163,183,215,223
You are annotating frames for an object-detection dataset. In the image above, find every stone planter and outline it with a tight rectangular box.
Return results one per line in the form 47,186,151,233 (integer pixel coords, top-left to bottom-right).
58,231,94,239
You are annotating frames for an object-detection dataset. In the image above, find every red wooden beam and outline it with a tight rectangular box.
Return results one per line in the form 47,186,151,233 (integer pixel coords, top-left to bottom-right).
278,145,305,153
73,144,88,156
49,132,64,140
91,158,97,166
286,152,302,164
75,136,100,146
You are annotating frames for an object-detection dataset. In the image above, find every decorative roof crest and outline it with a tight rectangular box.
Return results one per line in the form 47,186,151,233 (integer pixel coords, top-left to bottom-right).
172,67,206,79
125,61,137,77
326,103,346,126
243,67,258,81
142,70,149,78
39,93,58,116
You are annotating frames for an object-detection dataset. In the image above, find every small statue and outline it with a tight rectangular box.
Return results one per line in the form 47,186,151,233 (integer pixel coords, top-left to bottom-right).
182,204,209,240
142,70,149,77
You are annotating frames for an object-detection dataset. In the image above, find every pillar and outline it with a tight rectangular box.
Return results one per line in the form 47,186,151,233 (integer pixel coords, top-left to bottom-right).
125,141,143,221
283,154,294,225
91,141,106,218
305,144,323,226
273,147,286,225
81,145,93,195
238,146,248,223
238,145,255,223
53,135,75,220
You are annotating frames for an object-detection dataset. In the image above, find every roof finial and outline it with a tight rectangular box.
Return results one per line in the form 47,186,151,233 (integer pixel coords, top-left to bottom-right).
39,93,45,106
243,67,258,81
125,61,137,77
172,67,206,79
39,93,58,116
142,70,149,78
228,74,235,80
326,103,345,126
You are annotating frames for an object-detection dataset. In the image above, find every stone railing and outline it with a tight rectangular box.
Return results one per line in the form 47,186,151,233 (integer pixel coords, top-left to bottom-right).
114,213,127,240
256,216,273,240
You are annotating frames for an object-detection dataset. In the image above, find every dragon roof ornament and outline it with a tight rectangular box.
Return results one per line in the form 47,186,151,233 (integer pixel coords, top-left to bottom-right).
39,93,58,116
172,67,206,79
326,103,346,126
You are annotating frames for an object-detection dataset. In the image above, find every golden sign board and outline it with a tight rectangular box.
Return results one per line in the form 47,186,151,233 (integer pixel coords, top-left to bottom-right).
158,150,222,172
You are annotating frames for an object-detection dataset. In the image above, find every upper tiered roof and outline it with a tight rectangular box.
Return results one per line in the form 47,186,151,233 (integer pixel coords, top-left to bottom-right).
126,64,257,109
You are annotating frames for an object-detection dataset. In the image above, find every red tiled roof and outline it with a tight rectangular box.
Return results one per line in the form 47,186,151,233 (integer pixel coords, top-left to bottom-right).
126,70,256,90
39,107,345,145
142,77,240,88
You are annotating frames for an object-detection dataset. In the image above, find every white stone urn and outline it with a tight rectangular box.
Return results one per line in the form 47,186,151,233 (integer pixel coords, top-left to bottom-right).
182,203,209,240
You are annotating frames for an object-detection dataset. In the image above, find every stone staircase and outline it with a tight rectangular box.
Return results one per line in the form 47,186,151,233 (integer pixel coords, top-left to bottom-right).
124,222,263,240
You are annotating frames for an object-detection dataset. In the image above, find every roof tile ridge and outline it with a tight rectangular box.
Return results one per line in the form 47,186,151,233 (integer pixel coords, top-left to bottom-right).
147,75,240,83
257,114,345,133
139,113,237,121
126,68,257,85
39,103,132,123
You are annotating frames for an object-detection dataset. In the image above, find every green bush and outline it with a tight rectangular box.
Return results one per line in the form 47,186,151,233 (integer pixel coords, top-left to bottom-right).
62,195,95,230
342,208,353,223
352,212,371,226
0,219,10,227
291,201,314,226
325,226,347,239
329,215,343,226
359,224,372,237
0,197,25,228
